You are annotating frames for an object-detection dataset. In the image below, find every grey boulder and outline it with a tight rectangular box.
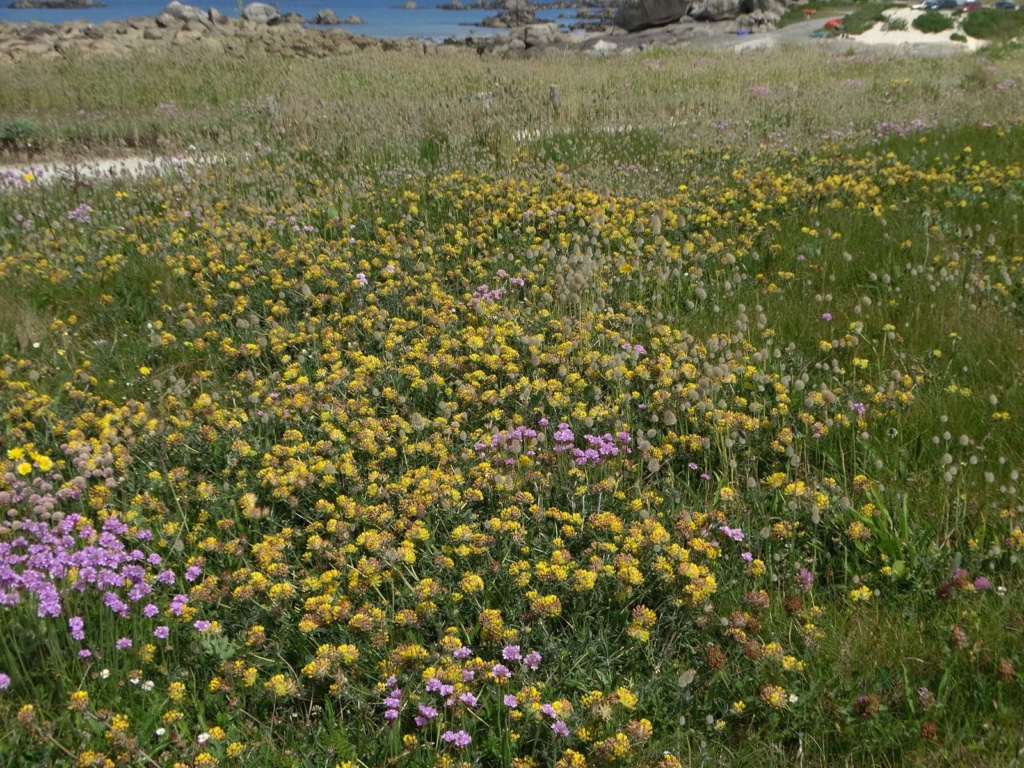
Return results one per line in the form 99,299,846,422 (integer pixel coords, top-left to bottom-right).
312,8,339,24
161,0,206,22
614,0,691,31
523,21,559,47
242,2,279,23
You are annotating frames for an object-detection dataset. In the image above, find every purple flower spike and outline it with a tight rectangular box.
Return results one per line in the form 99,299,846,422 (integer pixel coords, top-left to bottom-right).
795,567,815,592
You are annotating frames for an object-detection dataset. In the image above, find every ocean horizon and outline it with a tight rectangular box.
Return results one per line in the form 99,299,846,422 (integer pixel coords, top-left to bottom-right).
0,0,595,40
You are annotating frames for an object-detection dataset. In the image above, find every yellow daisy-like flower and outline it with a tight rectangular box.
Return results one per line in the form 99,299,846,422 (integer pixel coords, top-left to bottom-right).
16,462,32,476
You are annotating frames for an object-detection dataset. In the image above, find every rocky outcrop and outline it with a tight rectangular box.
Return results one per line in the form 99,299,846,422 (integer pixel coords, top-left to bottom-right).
614,0,787,29
342,14,365,24
479,8,538,27
0,14,440,63
479,21,562,55
614,0,691,32
312,8,339,24
268,11,304,25
689,0,786,22
688,0,737,21
734,7,780,30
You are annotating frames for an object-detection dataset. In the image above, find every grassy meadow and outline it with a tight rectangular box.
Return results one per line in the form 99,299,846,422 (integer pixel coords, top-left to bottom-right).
2,41,1024,768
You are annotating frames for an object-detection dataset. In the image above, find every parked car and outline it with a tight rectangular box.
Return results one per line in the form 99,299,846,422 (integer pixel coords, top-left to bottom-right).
961,1,982,9
993,0,1016,8
916,0,958,9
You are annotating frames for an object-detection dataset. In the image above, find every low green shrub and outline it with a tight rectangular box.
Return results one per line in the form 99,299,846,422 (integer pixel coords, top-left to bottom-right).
913,10,955,33
0,117,39,149
841,3,891,34
962,7,1024,41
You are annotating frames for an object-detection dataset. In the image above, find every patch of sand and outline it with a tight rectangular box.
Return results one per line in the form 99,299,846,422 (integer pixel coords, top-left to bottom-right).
855,7,984,51
0,154,210,190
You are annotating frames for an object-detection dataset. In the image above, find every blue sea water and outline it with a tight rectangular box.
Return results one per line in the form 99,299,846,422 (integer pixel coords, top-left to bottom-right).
0,0,584,39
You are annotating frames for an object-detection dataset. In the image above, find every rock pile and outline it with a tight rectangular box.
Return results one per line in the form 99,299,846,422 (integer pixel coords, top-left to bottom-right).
478,20,562,56
0,0,798,64
614,0,790,32
0,3,437,63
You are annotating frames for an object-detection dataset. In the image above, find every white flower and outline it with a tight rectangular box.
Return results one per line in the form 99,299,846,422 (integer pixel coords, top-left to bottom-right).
197,732,210,744
155,727,166,737
141,680,154,691
99,669,110,680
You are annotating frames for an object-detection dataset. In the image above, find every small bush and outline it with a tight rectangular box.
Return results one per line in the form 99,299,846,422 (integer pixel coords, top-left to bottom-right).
950,32,967,42
962,7,1024,41
913,10,955,33
0,117,39,149
841,2,891,34
883,16,908,30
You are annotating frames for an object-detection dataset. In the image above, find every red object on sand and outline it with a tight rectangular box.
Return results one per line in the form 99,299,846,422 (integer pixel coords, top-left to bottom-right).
824,17,842,28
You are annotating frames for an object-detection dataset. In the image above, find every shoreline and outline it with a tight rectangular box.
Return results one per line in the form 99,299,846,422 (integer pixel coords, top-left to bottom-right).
0,0,602,41
0,4,991,63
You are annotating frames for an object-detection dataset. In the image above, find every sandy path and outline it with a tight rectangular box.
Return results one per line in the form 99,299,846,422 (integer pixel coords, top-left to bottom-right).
1,154,210,190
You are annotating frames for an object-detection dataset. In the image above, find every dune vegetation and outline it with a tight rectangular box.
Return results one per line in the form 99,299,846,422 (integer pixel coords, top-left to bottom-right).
2,42,1024,768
